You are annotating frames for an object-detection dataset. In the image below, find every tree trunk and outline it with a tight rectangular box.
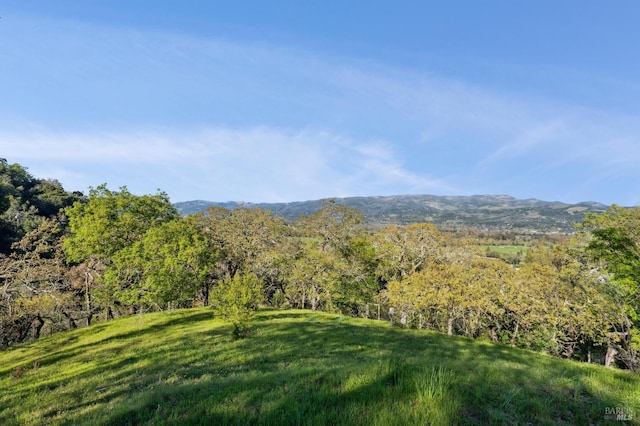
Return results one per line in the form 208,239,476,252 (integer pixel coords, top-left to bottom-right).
490,327,498,343
62,311,77,329
565,344,575,359
605,345,618,368
16,317,33,343
447,314,454,336
202,282,210,307
85,272,92,316
34,315,45,339
310,284,319,311
510,321,520,347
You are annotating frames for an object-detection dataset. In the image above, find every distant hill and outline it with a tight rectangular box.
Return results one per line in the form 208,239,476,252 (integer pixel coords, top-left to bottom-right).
174,194,609,233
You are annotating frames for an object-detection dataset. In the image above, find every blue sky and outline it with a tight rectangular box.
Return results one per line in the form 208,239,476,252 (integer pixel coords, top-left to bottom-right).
1,1,640,205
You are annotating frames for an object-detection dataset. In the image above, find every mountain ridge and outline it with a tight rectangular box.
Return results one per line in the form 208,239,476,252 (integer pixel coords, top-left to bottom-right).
174,194,610,233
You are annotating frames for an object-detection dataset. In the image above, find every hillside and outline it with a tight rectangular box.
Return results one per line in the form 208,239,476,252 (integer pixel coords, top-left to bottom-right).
175,194,609,233
1,309,637,425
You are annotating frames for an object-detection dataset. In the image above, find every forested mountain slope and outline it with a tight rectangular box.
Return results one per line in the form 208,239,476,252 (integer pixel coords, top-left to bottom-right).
175,194,609,233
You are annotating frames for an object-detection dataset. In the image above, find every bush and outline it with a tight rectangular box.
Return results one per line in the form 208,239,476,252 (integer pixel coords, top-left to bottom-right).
211,272,264,338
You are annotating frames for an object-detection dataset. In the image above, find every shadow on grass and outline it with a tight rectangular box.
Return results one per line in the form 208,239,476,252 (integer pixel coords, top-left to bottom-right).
102,313,640,424
1,311,215,376
2,309,638,426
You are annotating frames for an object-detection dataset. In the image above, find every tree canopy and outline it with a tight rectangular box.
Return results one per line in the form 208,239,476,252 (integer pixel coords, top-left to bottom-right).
2,160,639,369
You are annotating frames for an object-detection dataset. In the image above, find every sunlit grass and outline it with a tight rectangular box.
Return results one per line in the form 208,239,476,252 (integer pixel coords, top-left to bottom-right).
0,308,638,425
483,245,527,255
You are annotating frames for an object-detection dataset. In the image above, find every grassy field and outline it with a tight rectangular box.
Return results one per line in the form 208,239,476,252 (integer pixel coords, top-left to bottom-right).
480,245,527,264
482,245,527,255
1,308,638,425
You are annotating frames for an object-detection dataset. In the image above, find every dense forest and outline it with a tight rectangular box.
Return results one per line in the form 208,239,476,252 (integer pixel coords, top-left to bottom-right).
0,159,638,371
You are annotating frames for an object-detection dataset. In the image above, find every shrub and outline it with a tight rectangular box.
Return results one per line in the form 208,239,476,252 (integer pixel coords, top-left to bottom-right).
211,272,264,338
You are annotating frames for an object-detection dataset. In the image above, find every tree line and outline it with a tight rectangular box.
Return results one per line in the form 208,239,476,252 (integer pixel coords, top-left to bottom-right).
0,160,638,370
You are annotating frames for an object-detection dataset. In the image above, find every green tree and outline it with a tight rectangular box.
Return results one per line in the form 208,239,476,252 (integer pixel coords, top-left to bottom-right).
296,199,364,253
65,185,178,262
30,179,79,217
0,218,77,346
291,201,374,312
286,239,349,311
211,272,264,338
103,217,214,311
196,206,285,279
579,205,640,369
503,244,618,362
251,236,301,308
386,257,493,336
374,223,443,284
0,160,79,254
64,185,179,317
338,234,381,308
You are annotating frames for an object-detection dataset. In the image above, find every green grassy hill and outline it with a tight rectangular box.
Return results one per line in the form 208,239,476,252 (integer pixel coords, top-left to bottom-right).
1,309,638,425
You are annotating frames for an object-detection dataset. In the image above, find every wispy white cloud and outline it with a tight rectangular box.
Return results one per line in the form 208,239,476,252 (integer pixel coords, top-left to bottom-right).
0,126,452,202
480,120,569,165
2,14,640,204
353,143,456,194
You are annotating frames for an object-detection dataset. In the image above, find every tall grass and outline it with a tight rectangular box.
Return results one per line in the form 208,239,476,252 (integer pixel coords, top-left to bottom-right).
414,365,458,425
